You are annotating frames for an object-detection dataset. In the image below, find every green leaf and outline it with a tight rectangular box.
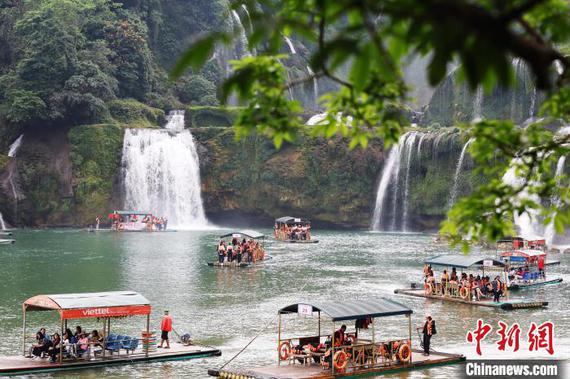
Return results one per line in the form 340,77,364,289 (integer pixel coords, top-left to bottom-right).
170,34,223,80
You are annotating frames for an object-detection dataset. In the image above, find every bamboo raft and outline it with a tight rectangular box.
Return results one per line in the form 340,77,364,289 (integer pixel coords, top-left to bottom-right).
0,342,220,376
280,239,319,244
394,288,548,310
214,348,464,378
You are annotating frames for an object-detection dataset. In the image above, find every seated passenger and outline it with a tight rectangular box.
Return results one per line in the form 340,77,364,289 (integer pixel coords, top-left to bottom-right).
29,331,48,358
63,329,75,357
333,325,347,346
48,333,61,363
77,333,89,357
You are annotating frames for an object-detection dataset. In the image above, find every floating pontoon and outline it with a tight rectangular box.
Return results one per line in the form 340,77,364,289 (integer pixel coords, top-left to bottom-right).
0,291,220,376
209,298,464,378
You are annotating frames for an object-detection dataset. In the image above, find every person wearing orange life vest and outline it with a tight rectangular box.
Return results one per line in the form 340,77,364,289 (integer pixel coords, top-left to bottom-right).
422,315,436,356
158,310,173,349
333,325,347,346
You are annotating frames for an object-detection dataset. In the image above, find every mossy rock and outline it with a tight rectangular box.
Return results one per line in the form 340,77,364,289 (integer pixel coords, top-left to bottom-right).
107,99,165,127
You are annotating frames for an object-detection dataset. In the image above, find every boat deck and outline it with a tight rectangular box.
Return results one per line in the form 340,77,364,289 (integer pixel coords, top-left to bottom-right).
0,343,220,376
208,261,252,268
394,288,548,310
278,239,319,244
216,349,464,378
509,277,563,290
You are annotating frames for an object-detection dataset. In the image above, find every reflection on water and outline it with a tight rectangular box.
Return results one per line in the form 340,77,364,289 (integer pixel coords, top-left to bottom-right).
0,230,568,378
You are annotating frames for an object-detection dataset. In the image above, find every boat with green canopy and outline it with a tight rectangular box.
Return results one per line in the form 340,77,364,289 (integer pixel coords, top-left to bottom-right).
209,297,464,378
274,216,318,243
394,254,548,310
208,230,267,268
0,291,220,376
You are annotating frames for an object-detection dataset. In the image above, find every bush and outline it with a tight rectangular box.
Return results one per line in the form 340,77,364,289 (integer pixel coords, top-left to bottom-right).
174,75,217,104
107,99,165,126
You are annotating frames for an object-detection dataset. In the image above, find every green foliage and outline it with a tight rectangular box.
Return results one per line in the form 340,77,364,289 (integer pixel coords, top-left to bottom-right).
174,75,217,104
68,123,124,222
185,106,237,128
107,99,165,126
173,0,570,246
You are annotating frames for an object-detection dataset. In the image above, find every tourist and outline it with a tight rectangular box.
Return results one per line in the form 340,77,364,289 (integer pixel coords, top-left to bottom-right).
29,331,48,358
236,244,243,264
158,310,173,349
441,270,449,294
77,333,89,357
218,241,226,263
48,333,61,363
74,326,82,339
422,315,437,356
63,329,75,357
95,216,100,230
226,244,233,263
492,276,502,302
333,325,347,346
164,217,168,230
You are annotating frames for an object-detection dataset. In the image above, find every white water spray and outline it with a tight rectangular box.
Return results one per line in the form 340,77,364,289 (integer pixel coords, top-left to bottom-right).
449,138,473,208
472,87,483,122
231,10,250,57
284,36,296,54
0,213,6,230
371,142,403,230
8,135,23,158
121,111,208,229
306,66,319,107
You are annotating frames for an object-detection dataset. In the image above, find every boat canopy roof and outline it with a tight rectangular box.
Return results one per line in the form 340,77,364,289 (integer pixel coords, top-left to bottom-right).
24,291,151,320
219,229,265,239
114,210,151,216
425,254,506,269
501,249,546,258
278,298,412,321
275,216,310,224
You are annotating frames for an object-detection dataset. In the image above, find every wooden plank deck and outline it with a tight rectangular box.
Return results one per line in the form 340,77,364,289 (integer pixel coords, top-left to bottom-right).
0,342,220,376
216,349,464,378
394,288,548,310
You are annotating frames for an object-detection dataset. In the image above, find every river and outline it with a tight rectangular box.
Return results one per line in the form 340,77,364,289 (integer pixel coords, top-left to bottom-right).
0,229,568,378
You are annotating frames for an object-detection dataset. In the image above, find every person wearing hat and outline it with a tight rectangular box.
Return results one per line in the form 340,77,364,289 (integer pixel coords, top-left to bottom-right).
158,310,173,349
422,315,436,356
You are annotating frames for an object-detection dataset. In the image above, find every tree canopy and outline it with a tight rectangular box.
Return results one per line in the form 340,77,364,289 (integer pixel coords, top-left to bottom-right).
173,0,570,248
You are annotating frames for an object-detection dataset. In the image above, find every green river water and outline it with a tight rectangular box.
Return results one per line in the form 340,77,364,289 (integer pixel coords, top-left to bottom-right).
0,229,568,378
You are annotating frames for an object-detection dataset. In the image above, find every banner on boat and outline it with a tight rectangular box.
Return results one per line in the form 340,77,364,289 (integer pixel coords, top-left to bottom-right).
298,304,313,316
60,305,151,319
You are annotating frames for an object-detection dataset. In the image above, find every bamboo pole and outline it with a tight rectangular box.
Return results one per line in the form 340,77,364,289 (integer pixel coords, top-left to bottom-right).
277,313,282,366
22,305,26,356
145,314,150,357
59,318,64,363
331,321,335,375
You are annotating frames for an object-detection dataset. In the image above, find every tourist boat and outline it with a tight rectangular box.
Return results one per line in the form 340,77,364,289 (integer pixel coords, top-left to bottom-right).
208,298,464,378
394,255,548,310
497,238,562,290
0,291,221,376
107,210,174,232
208,230,268,268
274,216,318,243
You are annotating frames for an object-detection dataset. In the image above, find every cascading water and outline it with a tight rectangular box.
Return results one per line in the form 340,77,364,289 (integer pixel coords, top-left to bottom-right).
121,110,208,229
306,66,319,107
544,155,567,244
0,213,6,230
371,141,403,231
284,36,296,54
448,138,473,208
401,133,418,231
231,10,250,58
8,134,23,158
472,87,483,121
529,88,537,119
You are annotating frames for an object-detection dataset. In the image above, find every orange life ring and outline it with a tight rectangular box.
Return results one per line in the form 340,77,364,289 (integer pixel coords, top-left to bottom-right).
333,350,349,371
397,343,411,363
278,341,291,361
459,286,469,299
424,282,433,295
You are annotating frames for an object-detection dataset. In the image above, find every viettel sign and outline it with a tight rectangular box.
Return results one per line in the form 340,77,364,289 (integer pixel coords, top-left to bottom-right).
60,305,151,319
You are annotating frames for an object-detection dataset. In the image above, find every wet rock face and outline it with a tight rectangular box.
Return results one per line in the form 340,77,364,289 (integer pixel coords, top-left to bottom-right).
193,127,385,229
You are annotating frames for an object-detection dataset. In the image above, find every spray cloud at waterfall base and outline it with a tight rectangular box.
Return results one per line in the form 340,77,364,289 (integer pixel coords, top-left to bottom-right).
120,110,211,230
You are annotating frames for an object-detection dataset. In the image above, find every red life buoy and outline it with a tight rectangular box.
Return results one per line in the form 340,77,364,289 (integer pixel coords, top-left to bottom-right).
278,341,291,361
333,350,349,371
424,282,433,295
397,343,411,363
459,286,469,299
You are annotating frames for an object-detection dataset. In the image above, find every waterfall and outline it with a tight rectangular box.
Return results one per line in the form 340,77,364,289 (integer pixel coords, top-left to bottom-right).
8,134,23,158
306,66,319,107
510,59,521,120
502,159,543,239
284,36,296,54
401,133,418,231
231,10,250,57
449,138,473,208
472,87,483,121
529,87,537,119
121,110,208,229
372,131,424,231
544,155,567,244
371,140,403,230
0,213,5,230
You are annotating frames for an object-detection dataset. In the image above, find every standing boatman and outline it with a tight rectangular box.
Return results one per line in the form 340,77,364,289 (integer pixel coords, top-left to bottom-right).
422,315,436,356
158,310,173,349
